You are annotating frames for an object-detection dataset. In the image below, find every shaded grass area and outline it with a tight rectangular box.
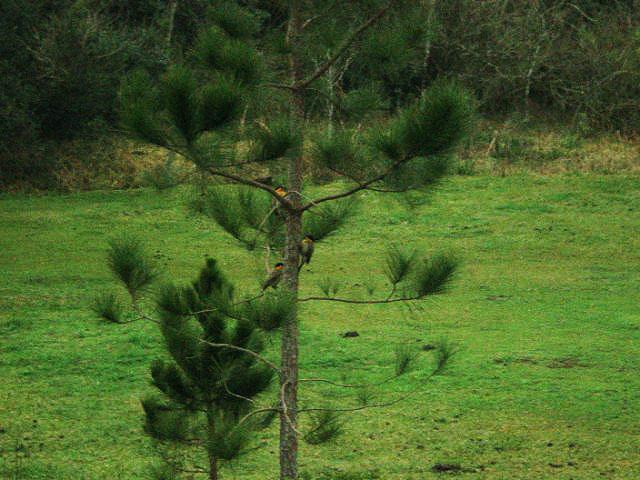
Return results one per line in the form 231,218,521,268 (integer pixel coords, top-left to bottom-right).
1,174,639,479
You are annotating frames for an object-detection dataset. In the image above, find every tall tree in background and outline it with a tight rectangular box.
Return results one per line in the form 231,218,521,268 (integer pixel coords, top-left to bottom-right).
113,1,475,478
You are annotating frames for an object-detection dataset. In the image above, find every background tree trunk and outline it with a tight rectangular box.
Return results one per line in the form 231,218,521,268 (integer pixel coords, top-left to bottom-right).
207,412,218,480
209,456,218,480
165,0,177,49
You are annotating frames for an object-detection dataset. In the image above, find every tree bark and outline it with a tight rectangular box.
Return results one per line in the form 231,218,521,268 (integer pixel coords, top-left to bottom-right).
280,2,304,479
209,455,218,480
279,1,397,477
279,209,301,480
166,0,178,49
207,411,218,480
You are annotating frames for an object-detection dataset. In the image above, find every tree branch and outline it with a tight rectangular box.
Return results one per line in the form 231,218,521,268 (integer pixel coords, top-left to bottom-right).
294,0,401,90
264,82,297,91
208,168,295,210
188,293,264,317
177,467,208,474
299,372,400,390
325,164,409,194
298,370,441,414
128,301,161,324
301,157,406,211
280,379,303,436
160,142,292,209
298,295,421,304
199,338,280,373
212,158,262,169
238,407,281,426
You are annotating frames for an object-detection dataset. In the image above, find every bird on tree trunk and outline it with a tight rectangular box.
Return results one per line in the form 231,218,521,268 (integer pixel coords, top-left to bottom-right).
298,235,315,272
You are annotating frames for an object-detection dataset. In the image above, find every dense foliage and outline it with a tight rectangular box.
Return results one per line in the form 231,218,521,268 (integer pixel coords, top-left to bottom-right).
2,0,639,188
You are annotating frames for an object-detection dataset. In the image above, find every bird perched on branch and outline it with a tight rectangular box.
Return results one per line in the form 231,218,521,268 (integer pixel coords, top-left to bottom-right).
274,185,287,198
298,234,315,271
262,262,284,290
273,185,288,218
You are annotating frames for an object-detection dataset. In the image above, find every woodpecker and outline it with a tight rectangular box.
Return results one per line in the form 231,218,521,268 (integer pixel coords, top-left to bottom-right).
298,234,315,271
262,262,284,290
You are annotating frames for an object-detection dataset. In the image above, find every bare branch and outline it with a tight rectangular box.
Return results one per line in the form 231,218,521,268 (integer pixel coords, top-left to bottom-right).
212,158,262,169
188,293,264,317
264,82,297,91
129,301,161,324
208,168,295,210
298,295,421,305
299,370,441,415
295,0,401,90
299,372,399,389
199,338,280,373
325,164,408,194
280,379,303,436
238,407,281,426
301,158,406,211
264,241,272,274
209,355,258,404
177,467,208,474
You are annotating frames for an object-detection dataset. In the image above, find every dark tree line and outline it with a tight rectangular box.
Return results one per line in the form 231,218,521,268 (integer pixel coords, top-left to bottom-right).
2,0,639,188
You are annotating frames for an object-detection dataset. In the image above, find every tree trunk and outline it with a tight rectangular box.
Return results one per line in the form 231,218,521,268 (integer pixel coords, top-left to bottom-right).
280,2,304,478
207,410,218,480
280,209,301,480
280,152,303,480
166,0,178,49
209,455,218,480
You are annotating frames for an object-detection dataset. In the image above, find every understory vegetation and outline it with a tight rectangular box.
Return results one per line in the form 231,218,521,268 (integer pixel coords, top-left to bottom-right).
2,0,639,189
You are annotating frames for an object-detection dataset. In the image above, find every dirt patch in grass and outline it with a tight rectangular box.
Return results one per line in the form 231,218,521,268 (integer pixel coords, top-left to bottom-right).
547,357,588,369
494,356,539,366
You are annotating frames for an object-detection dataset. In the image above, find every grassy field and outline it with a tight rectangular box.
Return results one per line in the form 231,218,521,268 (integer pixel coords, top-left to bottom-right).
1,174,639,479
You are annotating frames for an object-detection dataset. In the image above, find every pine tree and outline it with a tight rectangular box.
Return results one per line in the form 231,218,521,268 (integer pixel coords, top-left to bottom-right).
97,240,292,479
108,2,475,478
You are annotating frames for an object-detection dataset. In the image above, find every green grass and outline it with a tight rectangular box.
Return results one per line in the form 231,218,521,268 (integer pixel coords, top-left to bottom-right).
1,174,639,479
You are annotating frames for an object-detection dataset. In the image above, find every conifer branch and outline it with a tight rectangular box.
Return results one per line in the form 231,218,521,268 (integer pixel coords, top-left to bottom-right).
297,295,421,304
188,293,264,316
264,82,297,91
298,370,442,415
132,302,161,324
239,407,281,426
301,157,406,211
211,357,258,404
207,168,294,209
295,0,400,90
163,144,290,207
324,165,409,194
199,338,280,373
